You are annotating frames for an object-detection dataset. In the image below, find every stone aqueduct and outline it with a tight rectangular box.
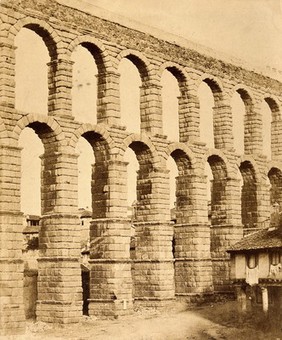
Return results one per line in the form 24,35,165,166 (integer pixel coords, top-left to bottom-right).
1,0,282,335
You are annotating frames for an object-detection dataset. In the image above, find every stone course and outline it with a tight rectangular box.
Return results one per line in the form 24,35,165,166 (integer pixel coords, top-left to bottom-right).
0,0,282,335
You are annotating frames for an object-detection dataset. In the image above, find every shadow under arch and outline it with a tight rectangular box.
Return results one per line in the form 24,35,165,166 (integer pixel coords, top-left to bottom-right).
197,74,226,149
68,123,116,156
120,133,161,167
160,63,189,142
169,148,194,224
75,128,113,219
159,62,189,89
9,19,60,60
12,114,66,148
124,140,156,223
234,84,254,112
117,49,152,83
207,154,228,226
268,166,282,211
202,76,224,106
264,96,281,121
68,35,114,73
239,160,258,230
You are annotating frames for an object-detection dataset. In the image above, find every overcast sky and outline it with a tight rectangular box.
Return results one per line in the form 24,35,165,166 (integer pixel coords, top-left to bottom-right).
61,0,282,72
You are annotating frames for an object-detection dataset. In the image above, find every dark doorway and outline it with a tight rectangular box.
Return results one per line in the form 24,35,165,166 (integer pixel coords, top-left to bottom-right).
81,270,90,315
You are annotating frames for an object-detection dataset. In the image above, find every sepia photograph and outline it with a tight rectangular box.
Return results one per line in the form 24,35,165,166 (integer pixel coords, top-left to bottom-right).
0,0,282,338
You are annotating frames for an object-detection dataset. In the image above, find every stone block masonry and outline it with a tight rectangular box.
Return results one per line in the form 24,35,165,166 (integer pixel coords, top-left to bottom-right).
0,0,282,335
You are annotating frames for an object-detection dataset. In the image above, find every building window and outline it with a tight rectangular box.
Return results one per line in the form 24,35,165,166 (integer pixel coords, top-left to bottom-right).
255,286,262,304
246,253,258,269
270,251,281,266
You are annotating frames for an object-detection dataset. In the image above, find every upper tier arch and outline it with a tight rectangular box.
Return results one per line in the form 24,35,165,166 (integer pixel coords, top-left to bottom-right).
67,35,115,73
8,17,62,60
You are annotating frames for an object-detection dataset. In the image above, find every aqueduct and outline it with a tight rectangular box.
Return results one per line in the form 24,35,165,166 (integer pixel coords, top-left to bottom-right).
1,0,282,335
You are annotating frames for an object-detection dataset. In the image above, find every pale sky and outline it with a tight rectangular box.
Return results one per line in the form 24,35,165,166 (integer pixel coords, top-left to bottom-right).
17,0,280,214
62,0,282,73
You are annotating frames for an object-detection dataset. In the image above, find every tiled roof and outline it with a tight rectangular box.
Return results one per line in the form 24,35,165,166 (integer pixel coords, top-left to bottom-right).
227,227,282,253
23,225,39,234
26,215,41,221
80,209,92,218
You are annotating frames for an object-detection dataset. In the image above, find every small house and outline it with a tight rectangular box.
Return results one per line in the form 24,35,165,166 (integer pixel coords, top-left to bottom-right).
227,224,282,315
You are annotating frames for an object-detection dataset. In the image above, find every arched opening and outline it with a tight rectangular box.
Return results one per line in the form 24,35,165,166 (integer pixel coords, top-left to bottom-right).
166,156,177,259
268,168,282,226
119,58,142,133
169,149,193,269
167,156,178,215
264,97,280,160
124,148,139,210
19,123,54,320
128,141,154,221
19,127,43,216
125,141,155,299
76,136,95,316
207,155,228,227
239,161,258,231
170,150,193,223
76,137,95,211
198,81,215,148
205,162,213,223
71,44,98,124
76,136,94,314
124,147,139,298
235,89,254,154
261,100,272,159
161,69,180,141
78,131,110,316
231,91,245,154
15,27,49,114
207,155,231,292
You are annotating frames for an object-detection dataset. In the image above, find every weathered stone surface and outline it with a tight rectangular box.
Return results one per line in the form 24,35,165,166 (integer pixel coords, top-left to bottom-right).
0,0,281,335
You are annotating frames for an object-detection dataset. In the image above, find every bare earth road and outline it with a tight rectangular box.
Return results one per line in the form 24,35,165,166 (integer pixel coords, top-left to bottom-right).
5,309,230,340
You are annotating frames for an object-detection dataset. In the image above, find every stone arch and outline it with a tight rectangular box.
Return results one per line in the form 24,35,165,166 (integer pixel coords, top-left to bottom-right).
127,141,154,170
267,161,282,174
204,149,232,177
159,62,189,88
207,154,228,179
197,73,225,106
165,143,197,170
231,85,260,154
72,125,116,219
12,114,66,149
119,133,160,167
117,49,152,83
239,158,258,229
8,17,62,60
268,165,282,210
170,150,192,176
205,152,229,226
238,155,260,179
159,63,192,142
259,95,280,159
197,74,230,149
122,138,157,223
263,95,281,121
15,115,68,218
68,35,114,73
165,144,196,224
229,84,255,114
203,150,234,226
68,123,116,157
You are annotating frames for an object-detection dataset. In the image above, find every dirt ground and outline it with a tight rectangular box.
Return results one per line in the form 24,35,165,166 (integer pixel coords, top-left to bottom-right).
3,302,282,340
